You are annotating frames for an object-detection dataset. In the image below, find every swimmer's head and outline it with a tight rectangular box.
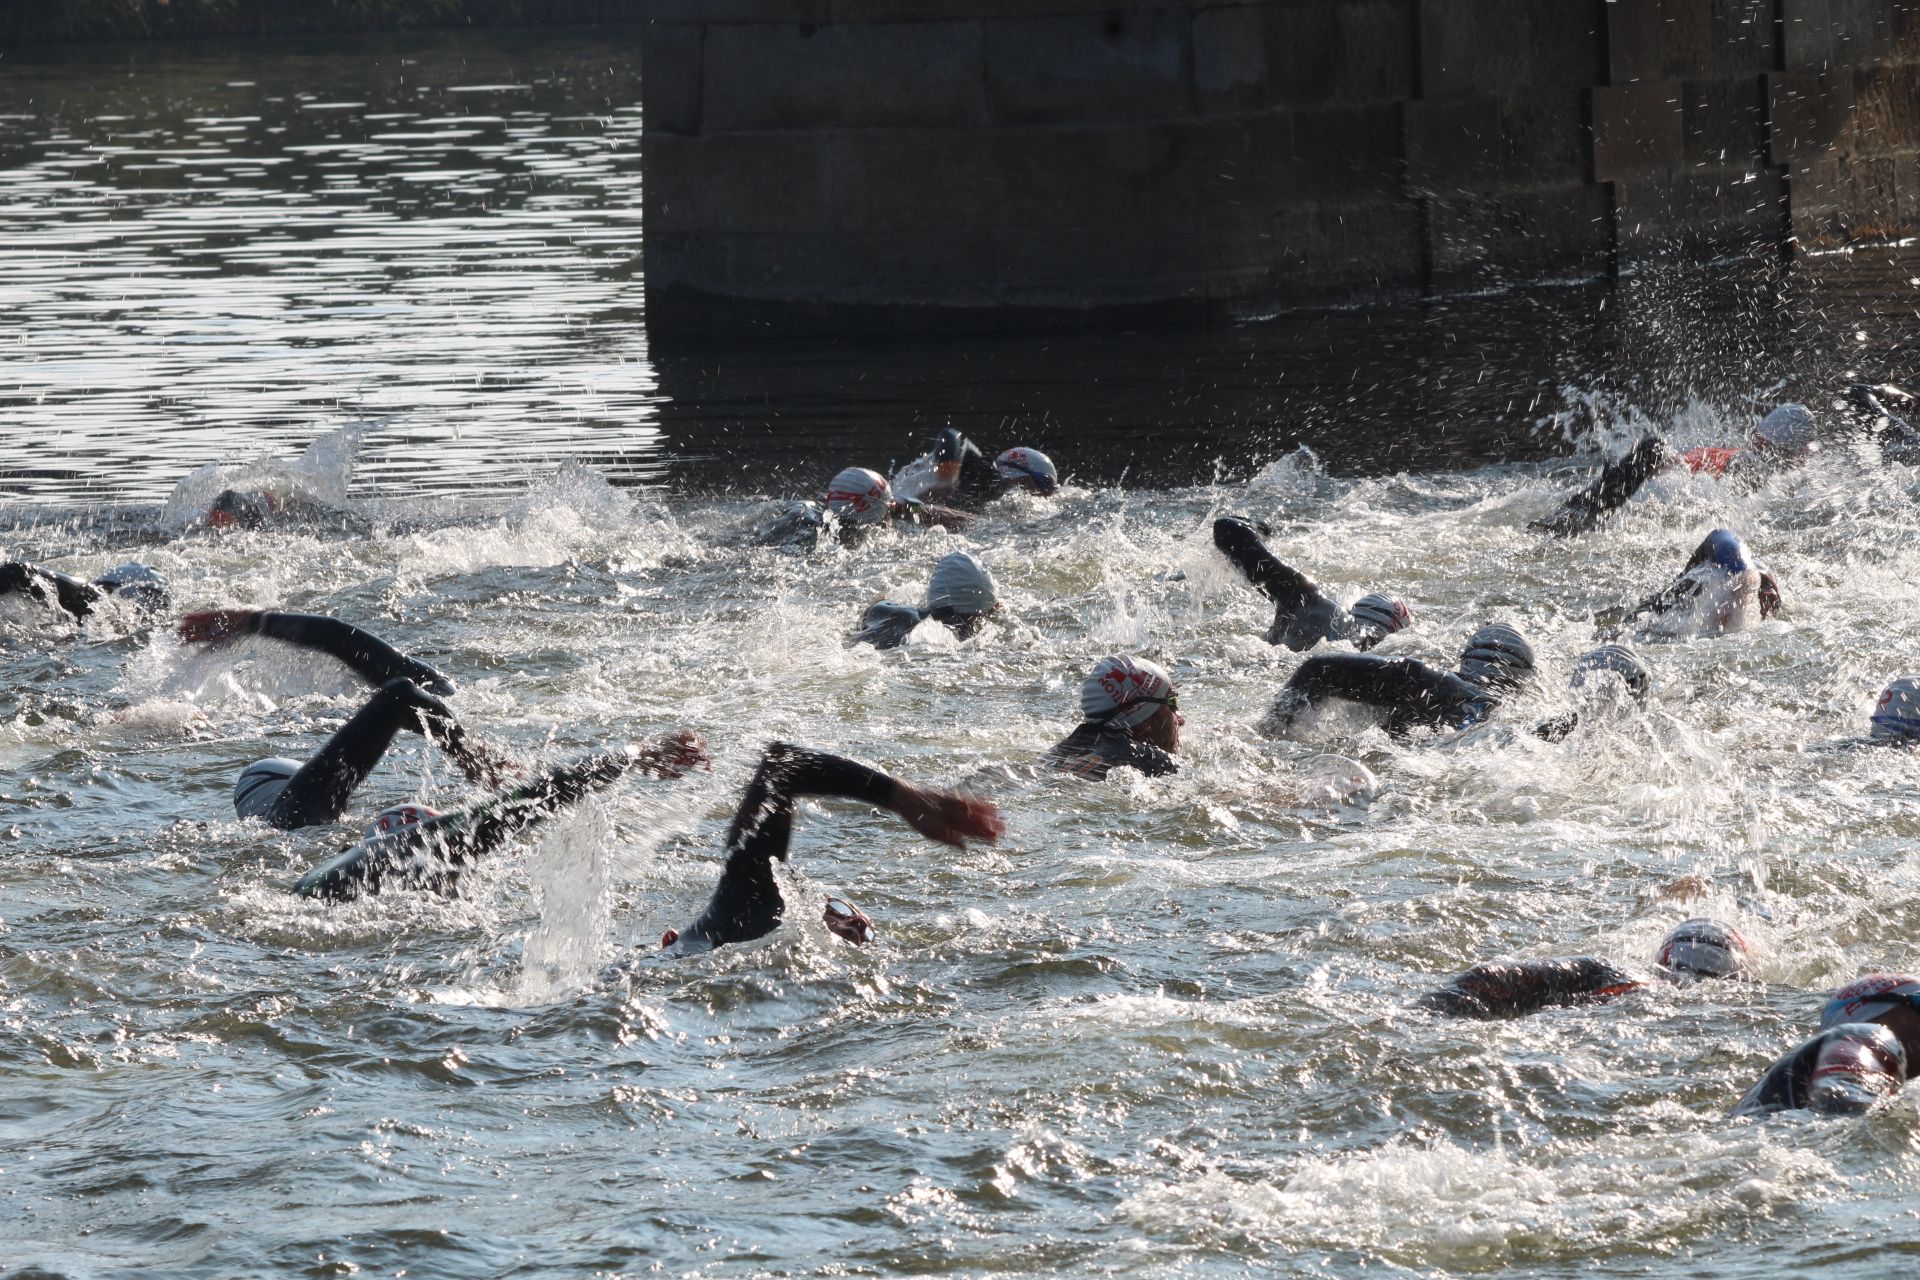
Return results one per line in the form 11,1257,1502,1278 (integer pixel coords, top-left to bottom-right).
1807,1022,1908,1115
1694,528,1756,576
92,562,169,612
1081,654,1180,750
1750,403,1819,460
234,757,301,820
361,803,444,842
1348,593,1412,650
993,447,1059,496
1655,917,1749,981
824,467,895,527
1870,676,1920,744
926,551,998,619
204,489,272,531
1820,975,1920,1076
1571,643,1653,704
1457,623,1535,693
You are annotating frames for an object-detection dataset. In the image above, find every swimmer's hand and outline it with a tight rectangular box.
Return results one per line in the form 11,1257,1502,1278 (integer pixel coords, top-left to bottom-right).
887,781,1003,848
823,895,874,946
176,608,258,646
636,730,711,779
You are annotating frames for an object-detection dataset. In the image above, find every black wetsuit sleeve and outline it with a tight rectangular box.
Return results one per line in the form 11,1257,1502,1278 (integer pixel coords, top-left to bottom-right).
1046,723,1178,780
1729,1035,1827,1117
1285,652,1495,733
264,678,464,831
0,562,104,621
852,602,925,650
245,612,456,695
684,743,897,950
1531,435,1668,537
1212,517,1348,651
292,747,637,900
1417,957,1646,1019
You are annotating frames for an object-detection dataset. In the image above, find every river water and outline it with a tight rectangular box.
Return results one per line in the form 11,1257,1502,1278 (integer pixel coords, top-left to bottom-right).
5,26,1920,1280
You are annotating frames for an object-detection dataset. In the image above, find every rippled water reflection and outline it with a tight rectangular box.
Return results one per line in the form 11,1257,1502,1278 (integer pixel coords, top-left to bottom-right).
6,25,1920,1280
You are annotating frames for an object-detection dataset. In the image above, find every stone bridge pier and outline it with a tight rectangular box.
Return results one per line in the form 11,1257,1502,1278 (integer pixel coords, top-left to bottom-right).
637,0,1920,336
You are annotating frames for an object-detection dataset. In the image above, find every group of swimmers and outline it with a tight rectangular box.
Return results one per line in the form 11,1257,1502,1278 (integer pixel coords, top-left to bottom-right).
4,399,1918,1117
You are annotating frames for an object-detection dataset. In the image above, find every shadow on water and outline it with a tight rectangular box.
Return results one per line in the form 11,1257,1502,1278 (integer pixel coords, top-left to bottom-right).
3,26,1919,506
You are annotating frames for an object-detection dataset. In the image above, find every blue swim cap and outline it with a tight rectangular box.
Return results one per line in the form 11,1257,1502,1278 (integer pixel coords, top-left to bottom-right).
1870,677,1920,742
1458,623,1535,691
1699,529,1755,574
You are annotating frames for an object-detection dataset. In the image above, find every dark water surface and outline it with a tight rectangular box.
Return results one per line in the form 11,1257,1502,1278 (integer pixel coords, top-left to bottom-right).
6,26,1920,1280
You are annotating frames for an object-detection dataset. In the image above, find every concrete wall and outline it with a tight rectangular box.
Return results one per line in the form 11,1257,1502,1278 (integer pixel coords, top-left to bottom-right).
639,0,1920,336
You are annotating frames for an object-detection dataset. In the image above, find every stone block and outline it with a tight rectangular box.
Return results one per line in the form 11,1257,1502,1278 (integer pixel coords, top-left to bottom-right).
1832,0,1896,64
1287,103,1402,201
642,0,828,23
1615,166,1786,260
1501,90,1587,187
1782,0,1836,69
1405,95,1503,193
831,0,1129,20
1417,0,1475,96
1270,0,1413,105
716,228,1003,305
639,24,702,136
1193,4,1266,115
1768,68,1857,160
994,220,1213,306
1683,77,1767,167
992,121,1210,229
702,22,986,131
1701,0,1780,76
1853,61,1920,156
1426,185,1612,291
825,128,999,232
642,132,832,234
1608,0,1666,83
1592,80,1685,181
985,9,1191,126
1788,150,1917,246
1201,110,1297,234
1270,200,1424,294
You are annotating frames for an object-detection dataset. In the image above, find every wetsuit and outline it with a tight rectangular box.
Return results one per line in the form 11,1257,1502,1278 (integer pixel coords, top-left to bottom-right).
667,743,898,952
851,602,991,649
249,677,481,831
1601,530,1780,640
205,488,367,533
1213,517,1383,651
1530,436,1671,537
894,429,1003,510
1845,384,1920,465
1729,1025,1906,1118
1265,652,1497,739
1418,957,1650,1019
295,747,636,899
1045,722,1178,781
204,610,456,694
0,561,168,622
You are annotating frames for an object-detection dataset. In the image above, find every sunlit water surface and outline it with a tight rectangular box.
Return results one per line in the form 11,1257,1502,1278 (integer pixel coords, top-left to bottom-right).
6,26,1920,1280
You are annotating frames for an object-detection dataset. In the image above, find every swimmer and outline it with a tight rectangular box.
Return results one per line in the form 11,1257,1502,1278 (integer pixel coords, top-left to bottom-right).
756,467,973,548
1046,655,1181,780
1866,677,1920,745
179,607,706,830
892,428,1059,508
295,742,699,899
1531,643,1655,742
0,560,169,623
201,487,367,533
1419,917,1749,1019
1532,403,1821,537
1731,974,1920,1116
1211,517,1412,652
852,551,1000,649
657,741,1002,955
1598,529,1781,641
1257,623,1534,740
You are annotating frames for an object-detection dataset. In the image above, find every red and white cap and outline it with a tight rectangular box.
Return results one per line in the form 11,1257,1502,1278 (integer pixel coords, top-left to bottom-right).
362,803,444,842
1820,973,1920,1030
1080,655,1175,729
824,467,895,526
994,448,1059,495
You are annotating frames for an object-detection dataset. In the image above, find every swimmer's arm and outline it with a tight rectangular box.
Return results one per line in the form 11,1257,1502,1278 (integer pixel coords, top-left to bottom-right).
744,742,1001,848
0,562,103,621
1288,653,1490,729
1212,517,1330,614
895,501,973,530
177,609,456,695
1530,435,1669,537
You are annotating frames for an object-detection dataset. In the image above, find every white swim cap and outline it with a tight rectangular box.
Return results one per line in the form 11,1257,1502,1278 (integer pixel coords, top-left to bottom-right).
362,803,444,842
1871,676,1920,742
1820,973,1920,1030
1080,655,1175,729
824,467,895,526
92,562,169,611
1752,403,1818,457
926,551,997,615
234,757,301,820
1656,917,1749,979
993,448,1058,495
